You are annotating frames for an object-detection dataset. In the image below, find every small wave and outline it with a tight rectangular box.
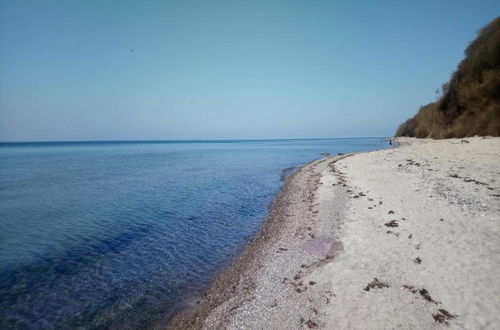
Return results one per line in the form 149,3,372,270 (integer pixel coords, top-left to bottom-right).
280,167,296,182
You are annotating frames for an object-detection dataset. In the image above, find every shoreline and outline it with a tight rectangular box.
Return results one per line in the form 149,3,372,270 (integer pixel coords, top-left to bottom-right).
164,137,500,329
163,155,341,329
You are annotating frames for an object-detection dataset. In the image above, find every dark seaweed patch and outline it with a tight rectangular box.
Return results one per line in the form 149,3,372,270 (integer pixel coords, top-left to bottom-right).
364,278,389,291
384,220,398,227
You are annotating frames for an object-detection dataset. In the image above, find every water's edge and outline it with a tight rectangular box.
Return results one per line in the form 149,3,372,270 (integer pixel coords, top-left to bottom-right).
0,139,388,328
162,146,390,328
161,156,327,329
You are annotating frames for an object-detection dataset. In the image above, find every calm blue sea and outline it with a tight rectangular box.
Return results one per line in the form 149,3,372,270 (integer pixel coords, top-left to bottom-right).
0,138,386,328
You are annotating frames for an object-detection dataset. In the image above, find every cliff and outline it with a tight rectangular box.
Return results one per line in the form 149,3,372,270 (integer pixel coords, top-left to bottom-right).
396,17,500,138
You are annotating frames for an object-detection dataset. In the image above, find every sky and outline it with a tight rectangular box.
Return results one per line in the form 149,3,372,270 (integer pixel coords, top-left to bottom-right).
1,1,499,141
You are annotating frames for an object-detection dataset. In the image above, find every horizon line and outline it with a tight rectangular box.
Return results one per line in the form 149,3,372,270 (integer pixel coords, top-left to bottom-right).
0,136,388,145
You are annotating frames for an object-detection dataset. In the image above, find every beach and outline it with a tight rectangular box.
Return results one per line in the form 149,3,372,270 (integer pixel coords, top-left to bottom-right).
166,137,500,329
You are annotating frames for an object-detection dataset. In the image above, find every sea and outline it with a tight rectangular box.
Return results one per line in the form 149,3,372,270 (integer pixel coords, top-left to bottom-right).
0,138,386,328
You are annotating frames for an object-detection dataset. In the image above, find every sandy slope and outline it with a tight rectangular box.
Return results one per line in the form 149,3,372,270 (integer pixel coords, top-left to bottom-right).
166,137,500,329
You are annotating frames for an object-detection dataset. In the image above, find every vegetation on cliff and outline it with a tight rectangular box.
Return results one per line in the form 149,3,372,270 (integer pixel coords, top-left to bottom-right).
396,17,500,138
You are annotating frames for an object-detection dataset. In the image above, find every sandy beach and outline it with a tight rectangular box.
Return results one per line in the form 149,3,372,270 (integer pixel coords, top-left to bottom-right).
166,137,500,329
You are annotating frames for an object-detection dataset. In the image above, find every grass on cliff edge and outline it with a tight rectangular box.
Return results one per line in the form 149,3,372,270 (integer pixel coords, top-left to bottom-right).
396,17,500,138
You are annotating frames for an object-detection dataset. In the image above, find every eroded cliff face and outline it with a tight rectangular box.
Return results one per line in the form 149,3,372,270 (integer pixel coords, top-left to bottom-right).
396,17,500,138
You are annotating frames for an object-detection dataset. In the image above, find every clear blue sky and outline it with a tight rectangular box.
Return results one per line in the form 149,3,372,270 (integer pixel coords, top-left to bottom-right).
1,0,499,141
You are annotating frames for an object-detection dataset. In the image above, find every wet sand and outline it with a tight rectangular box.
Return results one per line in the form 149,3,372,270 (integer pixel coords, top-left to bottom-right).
165,137,500,329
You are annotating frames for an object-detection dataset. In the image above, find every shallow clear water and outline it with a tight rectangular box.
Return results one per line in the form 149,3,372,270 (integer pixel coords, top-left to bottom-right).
0,138,386,328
